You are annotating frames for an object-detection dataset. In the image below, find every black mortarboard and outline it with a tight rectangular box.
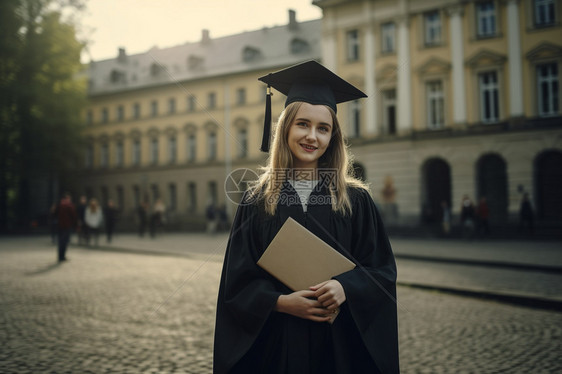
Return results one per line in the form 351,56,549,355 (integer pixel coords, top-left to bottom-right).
258,60,367,152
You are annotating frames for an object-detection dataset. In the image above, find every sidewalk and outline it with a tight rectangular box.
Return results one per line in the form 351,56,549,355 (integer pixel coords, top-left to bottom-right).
75,233,562,310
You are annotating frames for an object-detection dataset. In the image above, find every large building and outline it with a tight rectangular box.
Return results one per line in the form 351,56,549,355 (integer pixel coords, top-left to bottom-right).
78,11,321,229
78,1,562,231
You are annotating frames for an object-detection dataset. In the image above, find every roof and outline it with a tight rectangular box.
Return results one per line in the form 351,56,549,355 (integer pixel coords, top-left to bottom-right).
87,19,322,96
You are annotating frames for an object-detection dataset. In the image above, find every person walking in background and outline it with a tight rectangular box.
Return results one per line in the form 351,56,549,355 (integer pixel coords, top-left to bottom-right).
206,201,217,234
137,199,149,237
84,198,103,247
149,198,166,238
55,192,77,262
217,204,229,231
476,197,490,237
76,195,88,245
104,199,119,243
460,195,475,239
520,193,534,235
440,200,451,237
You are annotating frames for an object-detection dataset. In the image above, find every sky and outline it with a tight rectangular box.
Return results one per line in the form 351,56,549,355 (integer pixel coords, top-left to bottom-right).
79,0,323,63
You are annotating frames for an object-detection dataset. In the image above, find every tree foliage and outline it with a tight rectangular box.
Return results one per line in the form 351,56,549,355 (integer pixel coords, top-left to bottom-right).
0,0,87,230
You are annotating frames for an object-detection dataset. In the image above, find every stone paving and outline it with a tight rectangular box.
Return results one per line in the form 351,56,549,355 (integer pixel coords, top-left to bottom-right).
1,237,561,373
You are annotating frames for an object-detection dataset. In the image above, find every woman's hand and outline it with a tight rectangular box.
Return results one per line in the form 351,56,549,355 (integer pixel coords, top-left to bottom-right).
275,290,332,322
310,280,346,310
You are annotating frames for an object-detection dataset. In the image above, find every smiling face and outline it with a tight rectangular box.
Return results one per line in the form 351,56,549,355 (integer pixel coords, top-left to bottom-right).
287,102,333,170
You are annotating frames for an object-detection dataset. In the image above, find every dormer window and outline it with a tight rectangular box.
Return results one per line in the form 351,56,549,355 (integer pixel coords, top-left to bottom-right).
110,70,126,83
243,46,262,62
188,55,204,70
290,38,310,54
150,63,162,76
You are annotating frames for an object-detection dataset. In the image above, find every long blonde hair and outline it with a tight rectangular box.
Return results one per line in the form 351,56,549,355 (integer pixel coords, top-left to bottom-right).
250,101,367,216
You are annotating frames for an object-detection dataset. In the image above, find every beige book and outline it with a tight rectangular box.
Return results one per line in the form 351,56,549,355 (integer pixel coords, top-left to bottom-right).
257,217,356,322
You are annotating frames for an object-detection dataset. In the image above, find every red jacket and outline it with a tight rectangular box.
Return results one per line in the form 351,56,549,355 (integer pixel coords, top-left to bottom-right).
57,200,78,229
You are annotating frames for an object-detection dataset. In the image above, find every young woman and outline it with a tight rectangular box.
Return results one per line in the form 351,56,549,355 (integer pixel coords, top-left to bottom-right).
84,198,103,247
214,61,399,374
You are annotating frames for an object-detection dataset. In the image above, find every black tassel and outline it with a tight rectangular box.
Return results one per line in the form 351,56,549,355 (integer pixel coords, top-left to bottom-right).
260,85,272,153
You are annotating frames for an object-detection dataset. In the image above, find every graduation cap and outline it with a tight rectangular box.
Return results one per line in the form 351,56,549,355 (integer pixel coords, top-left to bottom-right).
258,60,367,152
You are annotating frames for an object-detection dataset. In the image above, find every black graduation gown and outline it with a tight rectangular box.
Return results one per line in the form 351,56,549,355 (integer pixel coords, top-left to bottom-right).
213,183,399,373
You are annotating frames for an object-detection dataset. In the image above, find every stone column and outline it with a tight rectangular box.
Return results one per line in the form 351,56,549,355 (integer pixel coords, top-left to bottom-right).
507,0,524,117
396,14,412,133
321,12,338,71
364,13,377,135
448,5,467,125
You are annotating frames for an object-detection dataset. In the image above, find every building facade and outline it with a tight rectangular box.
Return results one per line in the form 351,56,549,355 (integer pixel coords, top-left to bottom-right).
314,0,562,228
78,1,562,231
78,11,321,229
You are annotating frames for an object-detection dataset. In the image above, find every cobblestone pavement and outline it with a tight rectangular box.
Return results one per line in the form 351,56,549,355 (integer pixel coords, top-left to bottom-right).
1,237,561,373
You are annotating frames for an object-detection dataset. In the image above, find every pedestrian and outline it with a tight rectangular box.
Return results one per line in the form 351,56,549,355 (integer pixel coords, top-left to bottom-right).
54,192,77,262
84,198,103,247
519,193,534,235
149,198,166,238
76,195,88,245
213,61,399,373
206,201,217,234
138,199,149,237
104,199,119,243
441,200,451,237
217,204,228,231
460,195,475,239
476,196,490,236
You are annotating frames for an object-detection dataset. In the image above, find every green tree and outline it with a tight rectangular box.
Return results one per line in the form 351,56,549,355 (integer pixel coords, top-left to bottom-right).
0,0,86,231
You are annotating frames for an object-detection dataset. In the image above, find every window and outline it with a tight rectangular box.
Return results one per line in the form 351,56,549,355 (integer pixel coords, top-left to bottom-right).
150,63,161,77
208,132,217,160
382,90,397,135
188,182,197,212
168,184,177,211
187,95,196,112
349,100,361,137
168,98,176,114
424,11,442,46
381,22,396,53
132,139,141,166
101,143,109,168
133,185,140,208
237,88,246,106
291,38,310,54
238,129,248,158
150,137,159,165
476,2,496,37
208,92,216,109
116,141,124,167
187,134,197,162
86,110,93,125
101,108,109,123
427,81,444,129
151,100,158,117
534,0,555,26
117,105,124,121
346,29,360,61
101,186,108,206
537,62,559,116
208,181,217,205
151,184,159,201
133,103,140,119
168,136,177,163
479,71,500,123
116,186,124,210
242,46,262,62
85,144,93,168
